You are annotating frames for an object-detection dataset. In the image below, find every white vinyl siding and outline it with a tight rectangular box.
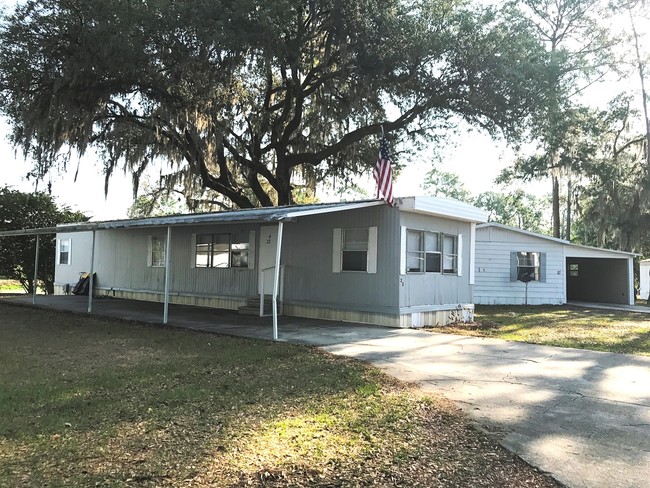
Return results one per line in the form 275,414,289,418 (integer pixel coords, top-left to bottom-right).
475,227,563,305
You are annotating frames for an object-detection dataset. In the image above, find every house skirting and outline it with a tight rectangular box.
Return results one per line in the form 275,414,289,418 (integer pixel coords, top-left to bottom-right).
53,284,474,328
53,285,248,311
283,302,474,328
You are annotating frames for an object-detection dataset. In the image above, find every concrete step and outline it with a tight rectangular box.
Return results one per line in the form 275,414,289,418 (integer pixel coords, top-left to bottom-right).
238,305,265,316
237,296,279,316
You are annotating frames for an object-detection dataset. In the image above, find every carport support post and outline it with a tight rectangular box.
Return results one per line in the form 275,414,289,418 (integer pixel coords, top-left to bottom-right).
32,234,40,305
163,226,172,324
272,220,284,341
88,230,96,313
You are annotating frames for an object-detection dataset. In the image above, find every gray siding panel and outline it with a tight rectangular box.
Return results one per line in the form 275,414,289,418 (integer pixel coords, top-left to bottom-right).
60,225,258,298
398,213,474,307
56,209,400,311
281,206,400,312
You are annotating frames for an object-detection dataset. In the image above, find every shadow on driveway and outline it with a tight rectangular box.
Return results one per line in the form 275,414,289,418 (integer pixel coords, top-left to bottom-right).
4,295,650,488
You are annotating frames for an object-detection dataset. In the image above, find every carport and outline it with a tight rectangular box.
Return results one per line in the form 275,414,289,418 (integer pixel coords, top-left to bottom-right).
565,245,637,305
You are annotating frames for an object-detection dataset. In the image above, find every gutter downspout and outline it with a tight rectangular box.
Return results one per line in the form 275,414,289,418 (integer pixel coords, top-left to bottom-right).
272,220,284,341
88,230,96,313
32,235,40,305
163,226,172,324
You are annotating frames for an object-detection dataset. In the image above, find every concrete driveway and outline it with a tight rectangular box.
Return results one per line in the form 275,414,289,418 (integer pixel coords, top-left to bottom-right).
288,327,650,488
5,296,650,488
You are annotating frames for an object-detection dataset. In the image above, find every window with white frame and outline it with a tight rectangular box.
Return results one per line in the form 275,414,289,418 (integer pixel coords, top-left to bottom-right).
149,236,166,267
341,228,368,272
333,227,377,274
425,232,442,272
195,233,249,268
516,251,540,281
442,234,458,274
406,230,443,273
58,239,71,265
406,230,424,272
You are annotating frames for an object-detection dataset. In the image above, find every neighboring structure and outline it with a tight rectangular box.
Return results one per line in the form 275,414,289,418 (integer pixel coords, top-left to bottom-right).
640,260,650,301
475,223,637,306
53,197,488,328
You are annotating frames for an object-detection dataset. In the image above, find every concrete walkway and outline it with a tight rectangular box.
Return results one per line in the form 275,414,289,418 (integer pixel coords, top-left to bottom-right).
569,300,650,314
4,295,650,488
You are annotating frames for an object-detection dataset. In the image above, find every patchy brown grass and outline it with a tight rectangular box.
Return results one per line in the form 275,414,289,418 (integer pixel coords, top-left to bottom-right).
0,303,560,487
435,305,650,356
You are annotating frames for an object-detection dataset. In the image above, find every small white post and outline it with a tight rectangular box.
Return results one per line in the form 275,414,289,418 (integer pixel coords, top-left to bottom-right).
88,230,96,313
272,220,284,341
32,234,40,305
163,226,172,324
259,272,264,316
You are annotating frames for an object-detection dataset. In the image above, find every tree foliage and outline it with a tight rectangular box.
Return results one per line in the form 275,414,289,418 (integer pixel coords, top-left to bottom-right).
422,167,472,202
572,97,650,252
0,188,88,293
474,189,546,232
0,0,549,208
503,0,617,238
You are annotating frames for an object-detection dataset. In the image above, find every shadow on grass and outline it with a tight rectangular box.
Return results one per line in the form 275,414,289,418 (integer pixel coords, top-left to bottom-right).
0,303,560,487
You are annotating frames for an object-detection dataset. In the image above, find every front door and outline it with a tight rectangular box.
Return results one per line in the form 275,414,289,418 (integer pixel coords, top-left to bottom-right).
258,225,278,295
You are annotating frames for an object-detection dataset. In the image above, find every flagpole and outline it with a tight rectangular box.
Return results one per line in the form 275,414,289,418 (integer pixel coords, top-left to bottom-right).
377,125,384,199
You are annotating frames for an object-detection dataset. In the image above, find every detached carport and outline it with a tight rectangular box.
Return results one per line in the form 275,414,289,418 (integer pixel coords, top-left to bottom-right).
565,245,637,305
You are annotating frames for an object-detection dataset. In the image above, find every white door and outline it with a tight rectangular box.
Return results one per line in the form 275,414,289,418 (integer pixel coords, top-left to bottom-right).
258,225,278,294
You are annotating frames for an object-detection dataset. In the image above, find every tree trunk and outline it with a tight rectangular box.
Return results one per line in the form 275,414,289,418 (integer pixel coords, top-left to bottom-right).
629,8,650,170
566,178,572,242
552,175,561,238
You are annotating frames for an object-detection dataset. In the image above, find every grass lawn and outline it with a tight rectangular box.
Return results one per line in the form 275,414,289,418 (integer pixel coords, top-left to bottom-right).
0,279,24,294
436,305,650,356
0,303,558,487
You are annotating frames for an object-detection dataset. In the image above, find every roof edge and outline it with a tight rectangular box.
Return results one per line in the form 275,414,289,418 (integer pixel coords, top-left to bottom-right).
477,222,639,257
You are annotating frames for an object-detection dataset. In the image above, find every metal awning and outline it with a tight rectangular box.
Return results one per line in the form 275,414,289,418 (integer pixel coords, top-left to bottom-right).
0,199,385,339
0,200,384,237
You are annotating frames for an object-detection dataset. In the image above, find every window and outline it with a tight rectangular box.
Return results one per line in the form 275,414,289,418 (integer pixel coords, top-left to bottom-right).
443,235,458,274
406,230,444,273
516,251,540,281
425,232,442,272
195,233,249,268
58,239,71,265
569,263,579,277
406,230,423,272
150,236,166,267
342,228,368,272
332,227,377,274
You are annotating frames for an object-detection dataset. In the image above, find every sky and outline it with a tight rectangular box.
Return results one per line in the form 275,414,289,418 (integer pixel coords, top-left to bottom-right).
0,0,644,221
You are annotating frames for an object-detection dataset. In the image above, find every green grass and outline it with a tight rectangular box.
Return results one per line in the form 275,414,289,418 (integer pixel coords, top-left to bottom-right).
0,303,558,487
437,305,650,356
0,279,23,293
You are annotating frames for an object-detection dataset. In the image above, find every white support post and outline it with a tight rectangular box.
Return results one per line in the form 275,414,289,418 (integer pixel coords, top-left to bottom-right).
88,230,96,313
163,226,172,324
272,220,284,341
32,234,40,305
259,273,264,317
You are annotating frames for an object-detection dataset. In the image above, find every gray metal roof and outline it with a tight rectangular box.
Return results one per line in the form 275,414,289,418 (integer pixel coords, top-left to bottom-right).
0,200,385,237
0,195,490,237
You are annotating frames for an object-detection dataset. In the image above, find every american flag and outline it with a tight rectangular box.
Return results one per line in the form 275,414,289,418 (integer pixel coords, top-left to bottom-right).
373,136,394,206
